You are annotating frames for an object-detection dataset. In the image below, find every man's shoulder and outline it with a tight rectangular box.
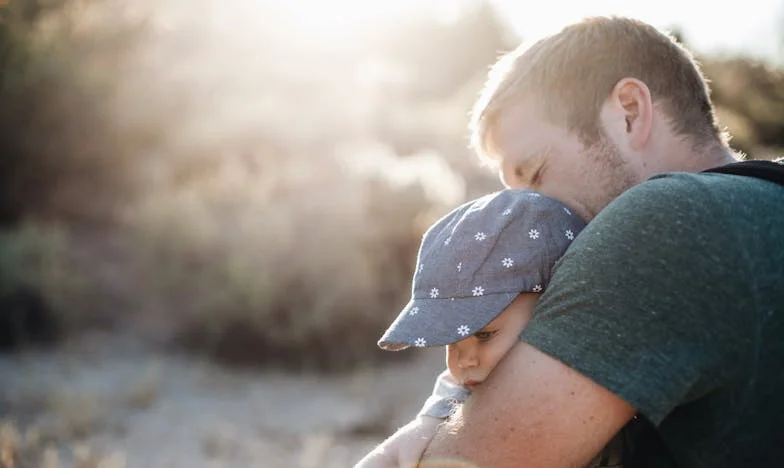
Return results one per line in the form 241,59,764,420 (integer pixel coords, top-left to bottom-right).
592,169,781,230
625,170,751,201
563,169,782,274
585,172,719,238
636,168,781,200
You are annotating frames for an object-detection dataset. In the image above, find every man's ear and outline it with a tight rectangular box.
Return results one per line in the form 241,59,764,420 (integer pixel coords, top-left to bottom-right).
608,78,653,151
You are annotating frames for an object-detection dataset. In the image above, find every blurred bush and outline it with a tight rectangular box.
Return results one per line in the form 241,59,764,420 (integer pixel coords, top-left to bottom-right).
0,0,149,224
0,222,87,348
123,146,453,370
705,58,784,158
0,0,782,370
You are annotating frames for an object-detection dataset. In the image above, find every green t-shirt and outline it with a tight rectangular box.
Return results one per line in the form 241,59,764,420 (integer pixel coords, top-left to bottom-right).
522,171,784,467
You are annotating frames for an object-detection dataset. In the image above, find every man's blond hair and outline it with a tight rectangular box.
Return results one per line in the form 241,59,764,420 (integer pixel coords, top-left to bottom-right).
470,16,726,163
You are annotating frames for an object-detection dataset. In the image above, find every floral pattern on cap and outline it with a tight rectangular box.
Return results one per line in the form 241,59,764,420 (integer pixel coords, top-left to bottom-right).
377,189,587,351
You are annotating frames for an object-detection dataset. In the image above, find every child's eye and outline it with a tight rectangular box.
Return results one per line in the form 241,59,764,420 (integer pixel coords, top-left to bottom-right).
474,330,497,342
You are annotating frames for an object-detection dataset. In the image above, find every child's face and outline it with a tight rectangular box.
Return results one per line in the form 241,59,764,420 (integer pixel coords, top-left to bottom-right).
446,293,537,389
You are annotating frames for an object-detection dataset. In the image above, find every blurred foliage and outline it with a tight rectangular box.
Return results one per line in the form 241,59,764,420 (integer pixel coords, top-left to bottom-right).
125,160,434,370
0,0,161,224
0,0,782,369
0,221,88,348
0,222,70,299
706,59,784,157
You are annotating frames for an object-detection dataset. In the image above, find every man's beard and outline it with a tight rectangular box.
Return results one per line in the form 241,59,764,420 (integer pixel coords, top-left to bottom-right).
581,136,641,219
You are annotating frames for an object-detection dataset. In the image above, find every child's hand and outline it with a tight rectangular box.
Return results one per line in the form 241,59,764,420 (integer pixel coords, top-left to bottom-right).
354,415,443,468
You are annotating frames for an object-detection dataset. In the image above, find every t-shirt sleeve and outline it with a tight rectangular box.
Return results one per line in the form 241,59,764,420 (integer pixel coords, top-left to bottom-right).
418,368,471,419
520,174,756,425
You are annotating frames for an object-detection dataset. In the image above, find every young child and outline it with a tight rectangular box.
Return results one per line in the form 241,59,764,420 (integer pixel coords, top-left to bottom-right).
355,189,625,468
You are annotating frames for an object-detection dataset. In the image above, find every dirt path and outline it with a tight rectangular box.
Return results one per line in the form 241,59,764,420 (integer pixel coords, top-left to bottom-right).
0,333,445,467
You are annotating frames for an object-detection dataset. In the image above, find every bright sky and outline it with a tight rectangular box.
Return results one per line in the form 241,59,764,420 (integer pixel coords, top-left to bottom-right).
492,0,783,63
274,0,783,64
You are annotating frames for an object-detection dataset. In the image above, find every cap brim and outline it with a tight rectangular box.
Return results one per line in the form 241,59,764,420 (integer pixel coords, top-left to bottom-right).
378,292,519,351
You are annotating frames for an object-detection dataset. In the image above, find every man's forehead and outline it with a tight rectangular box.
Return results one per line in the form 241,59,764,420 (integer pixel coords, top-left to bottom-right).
489,125,553,169
490,101,556,160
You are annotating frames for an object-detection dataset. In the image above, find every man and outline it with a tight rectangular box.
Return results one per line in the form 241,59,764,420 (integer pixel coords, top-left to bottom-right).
367,16,784,468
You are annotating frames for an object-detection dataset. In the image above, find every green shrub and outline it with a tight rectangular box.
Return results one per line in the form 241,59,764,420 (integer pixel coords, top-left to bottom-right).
0,223,75,304
0,222,88,346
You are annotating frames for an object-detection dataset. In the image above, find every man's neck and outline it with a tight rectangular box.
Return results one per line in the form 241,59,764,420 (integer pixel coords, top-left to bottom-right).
662,143,738,174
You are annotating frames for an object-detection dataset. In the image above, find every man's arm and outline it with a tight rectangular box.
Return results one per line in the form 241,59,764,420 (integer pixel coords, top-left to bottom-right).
420,341,635,468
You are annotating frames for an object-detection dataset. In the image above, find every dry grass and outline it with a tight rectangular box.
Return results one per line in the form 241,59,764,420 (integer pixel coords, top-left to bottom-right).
123,363,161,411
45,392,113,441
0,360,165,468
0,420,126,468
201,423,241,460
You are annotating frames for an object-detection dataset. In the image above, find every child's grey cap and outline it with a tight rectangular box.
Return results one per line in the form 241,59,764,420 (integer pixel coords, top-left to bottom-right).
378,189,586,351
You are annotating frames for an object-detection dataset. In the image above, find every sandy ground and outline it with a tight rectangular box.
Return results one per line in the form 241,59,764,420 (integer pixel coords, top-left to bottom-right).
0,332,446,467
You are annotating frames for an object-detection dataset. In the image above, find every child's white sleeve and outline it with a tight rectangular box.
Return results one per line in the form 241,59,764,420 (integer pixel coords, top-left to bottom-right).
417,369,471,419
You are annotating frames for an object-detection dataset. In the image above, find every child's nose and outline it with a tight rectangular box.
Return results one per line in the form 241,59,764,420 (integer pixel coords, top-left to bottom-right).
457,345,478,369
